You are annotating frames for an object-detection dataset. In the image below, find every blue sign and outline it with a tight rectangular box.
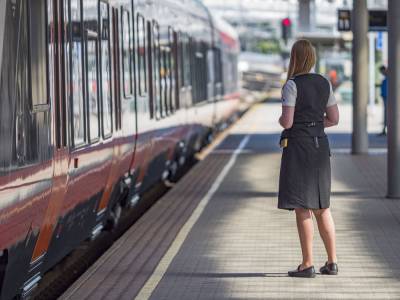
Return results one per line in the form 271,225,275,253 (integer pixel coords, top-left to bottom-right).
377,32,383,50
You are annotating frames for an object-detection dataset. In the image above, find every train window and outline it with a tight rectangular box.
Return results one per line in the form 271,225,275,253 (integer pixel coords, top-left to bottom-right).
201,42,208,102
185,36,192,88
60,0,69,148
70,0,86,146
121,9,133,97
179,32,185,89
202,43,209,102
189,38,196,101
214,47,223,84
168,27,174,113
160,43,168,115
100,2,112,137
0,0,52,170
146,20,154,119
85,30,100,142
0,2,21,171
112,8,122,130
152,21,162,118
191,41,208,104
172,30,180,109
28,0,48,107
137,14,147,96
83,0,100,142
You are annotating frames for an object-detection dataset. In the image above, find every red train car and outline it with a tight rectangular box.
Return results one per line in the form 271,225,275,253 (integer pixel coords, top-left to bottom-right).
0,0,241,299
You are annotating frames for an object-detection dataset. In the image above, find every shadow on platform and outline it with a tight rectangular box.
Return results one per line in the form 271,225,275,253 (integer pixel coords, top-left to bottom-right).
167,272,287,278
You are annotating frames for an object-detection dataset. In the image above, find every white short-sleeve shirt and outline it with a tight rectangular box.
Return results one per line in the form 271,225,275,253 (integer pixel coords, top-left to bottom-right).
282,78,337,107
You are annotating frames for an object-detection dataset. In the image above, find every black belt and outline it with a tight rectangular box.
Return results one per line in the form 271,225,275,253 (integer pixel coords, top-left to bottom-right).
293,121,323,127
281,124,325,148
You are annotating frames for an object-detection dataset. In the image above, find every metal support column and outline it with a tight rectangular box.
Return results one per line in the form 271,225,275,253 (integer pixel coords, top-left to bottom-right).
387,0,400,198
351,0,369,154
382,32,388,66
368,33,376,109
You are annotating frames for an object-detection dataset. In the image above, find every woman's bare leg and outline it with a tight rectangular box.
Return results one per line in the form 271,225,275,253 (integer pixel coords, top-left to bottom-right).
313,208,337,263
294,208,314,269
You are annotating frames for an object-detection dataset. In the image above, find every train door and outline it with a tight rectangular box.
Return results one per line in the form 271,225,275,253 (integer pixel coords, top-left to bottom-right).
34,0,114,273
119,4,137,175
95,4,128,224
0,0,55,297
25,0,69,296
129,8,155,193
178,33,195,152
112,7,121,131
65,0,114,234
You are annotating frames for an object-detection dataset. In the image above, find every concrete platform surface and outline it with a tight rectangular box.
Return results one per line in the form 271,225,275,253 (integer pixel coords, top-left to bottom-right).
62,102,400,300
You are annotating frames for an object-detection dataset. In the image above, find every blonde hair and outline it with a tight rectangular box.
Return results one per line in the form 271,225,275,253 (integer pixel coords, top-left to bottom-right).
286,39,316,81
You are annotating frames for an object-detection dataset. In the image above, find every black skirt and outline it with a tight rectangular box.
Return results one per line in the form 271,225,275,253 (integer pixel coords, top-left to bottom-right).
278,136,331,210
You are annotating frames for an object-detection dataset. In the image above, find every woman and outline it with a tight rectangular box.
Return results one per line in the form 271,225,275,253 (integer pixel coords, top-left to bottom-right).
278,39,339,278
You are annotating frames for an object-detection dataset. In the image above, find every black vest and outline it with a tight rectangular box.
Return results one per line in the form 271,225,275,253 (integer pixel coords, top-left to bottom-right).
283,73,330,138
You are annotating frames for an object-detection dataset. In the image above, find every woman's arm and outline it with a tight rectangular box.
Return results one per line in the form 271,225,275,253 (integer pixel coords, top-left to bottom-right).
279,106,295,129
280,80,296,129
324,104,339,128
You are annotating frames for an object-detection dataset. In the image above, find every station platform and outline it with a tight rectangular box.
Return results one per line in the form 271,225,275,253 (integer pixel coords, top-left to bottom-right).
61,102,400,300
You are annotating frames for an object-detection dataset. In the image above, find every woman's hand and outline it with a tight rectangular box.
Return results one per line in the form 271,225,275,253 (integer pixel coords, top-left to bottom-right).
279,106,295,129
324,104,339,128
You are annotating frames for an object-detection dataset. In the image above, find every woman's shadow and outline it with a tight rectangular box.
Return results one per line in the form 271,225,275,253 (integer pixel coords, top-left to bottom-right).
169,272,289,278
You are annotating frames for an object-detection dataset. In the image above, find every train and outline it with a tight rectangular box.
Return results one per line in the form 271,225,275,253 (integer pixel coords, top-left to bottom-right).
0,0,244,299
